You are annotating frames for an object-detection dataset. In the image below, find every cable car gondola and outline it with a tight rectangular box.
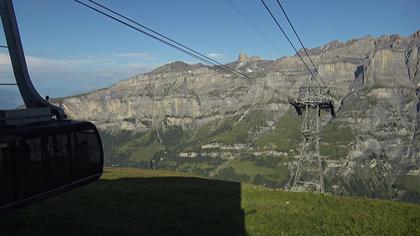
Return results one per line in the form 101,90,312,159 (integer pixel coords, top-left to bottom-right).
0,0,103,213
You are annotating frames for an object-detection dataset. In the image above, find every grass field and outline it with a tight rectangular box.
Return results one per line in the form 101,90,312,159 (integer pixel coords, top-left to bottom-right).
227,160,289,187
1,168,419,236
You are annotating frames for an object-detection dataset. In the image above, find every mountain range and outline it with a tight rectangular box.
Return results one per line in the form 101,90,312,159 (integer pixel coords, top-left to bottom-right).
59,30,420,202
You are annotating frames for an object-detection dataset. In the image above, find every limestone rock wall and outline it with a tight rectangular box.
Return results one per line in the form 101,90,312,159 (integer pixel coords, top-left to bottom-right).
62,31,420,199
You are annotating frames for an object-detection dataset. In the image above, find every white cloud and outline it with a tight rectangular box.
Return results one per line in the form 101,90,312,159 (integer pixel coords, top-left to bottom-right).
27,56,91,70
0,52,156,97
0,52,154,75
207,53,226,59
114,52,153,59
0,54,11,65
0,53,95,71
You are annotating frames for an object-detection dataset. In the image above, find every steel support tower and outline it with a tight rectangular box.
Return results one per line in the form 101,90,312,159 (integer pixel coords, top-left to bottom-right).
289,83,334,193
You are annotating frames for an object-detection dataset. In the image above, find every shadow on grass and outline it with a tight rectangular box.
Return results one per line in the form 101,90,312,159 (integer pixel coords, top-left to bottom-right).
0,176,246,236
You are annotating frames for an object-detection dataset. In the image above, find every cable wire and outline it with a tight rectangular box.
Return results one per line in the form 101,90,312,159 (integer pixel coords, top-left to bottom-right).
275,0,325,86
224,0,282,55
76,0,289,93
74,0,290,93
258,0,322,87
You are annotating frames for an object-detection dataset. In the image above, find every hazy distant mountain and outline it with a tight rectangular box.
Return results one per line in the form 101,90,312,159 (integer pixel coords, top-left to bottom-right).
61,30,420,202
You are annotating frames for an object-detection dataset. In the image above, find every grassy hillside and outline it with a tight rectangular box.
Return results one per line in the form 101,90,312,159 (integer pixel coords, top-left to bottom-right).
99,109,357,192
1,168,419,236
101,110,299,188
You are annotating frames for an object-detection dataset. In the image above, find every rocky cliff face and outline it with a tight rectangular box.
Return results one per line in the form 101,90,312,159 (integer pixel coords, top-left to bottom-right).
62,31,420,202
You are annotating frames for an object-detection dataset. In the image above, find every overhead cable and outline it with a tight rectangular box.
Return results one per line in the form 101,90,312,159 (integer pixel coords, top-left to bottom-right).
74,0,289,93
275,0,325,86
224,0,282,55
258,0,322,87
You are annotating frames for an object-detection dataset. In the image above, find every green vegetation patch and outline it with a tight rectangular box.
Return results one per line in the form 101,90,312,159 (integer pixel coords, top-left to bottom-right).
255,110,302,153
214,159,290,188
211,110,267,145
105,125,194,167
174,115,238,153
320,120,354,160
113,130,163,164
160,125,192,146
396,175,420,203
175,109,269,153
100,130,136,164
242,184,420,236
157,156,223,177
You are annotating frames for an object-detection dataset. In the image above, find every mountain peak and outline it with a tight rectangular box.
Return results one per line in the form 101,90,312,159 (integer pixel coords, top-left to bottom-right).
411,30,420,39
150,61,206,74
238,52,248,62
237,52,262,63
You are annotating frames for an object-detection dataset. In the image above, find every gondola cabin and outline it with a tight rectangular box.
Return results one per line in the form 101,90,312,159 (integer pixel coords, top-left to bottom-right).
0,0,104,213
0,114,103,212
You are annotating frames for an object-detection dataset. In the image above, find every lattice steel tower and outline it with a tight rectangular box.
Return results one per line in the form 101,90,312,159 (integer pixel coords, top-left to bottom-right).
289,82,335,193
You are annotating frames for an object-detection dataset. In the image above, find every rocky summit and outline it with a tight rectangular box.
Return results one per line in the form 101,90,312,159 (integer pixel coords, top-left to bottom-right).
61,31,420,202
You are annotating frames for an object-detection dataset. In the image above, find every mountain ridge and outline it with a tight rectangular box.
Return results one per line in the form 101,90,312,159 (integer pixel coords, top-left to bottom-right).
61,30,420,202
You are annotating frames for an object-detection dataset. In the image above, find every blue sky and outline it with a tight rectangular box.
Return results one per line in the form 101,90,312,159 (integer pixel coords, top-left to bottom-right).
0,0,419,97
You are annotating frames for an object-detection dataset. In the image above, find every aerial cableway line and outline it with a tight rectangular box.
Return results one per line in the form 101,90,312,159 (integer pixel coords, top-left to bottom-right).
74,0,291,94
258,0,334,193
274,0,325,83
258,0,324,87
224,0,283,55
